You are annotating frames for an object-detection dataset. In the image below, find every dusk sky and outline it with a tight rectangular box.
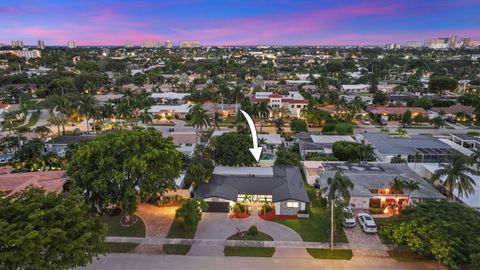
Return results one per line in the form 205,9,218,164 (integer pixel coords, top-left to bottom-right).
1,0,480,46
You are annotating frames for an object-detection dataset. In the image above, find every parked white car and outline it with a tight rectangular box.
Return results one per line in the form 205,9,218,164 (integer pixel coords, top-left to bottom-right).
362,118,371,125
357,213,377,233
342,206,356,228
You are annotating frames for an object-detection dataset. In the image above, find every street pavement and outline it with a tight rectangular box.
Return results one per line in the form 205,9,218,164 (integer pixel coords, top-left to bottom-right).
74,253,445,270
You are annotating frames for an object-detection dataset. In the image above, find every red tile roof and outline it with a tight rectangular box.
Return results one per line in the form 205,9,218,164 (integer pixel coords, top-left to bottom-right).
0,170,67,195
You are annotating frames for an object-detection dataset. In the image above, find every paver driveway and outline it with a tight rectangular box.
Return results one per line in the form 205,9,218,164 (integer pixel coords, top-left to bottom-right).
132,204,177,254
343,223,389,258
188,213,311,258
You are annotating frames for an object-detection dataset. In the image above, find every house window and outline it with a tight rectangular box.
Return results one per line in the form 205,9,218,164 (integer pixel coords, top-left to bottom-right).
287,202,299,208
296,105,301,108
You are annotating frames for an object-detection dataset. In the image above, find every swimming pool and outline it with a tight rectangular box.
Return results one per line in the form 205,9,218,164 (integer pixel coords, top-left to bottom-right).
0,153,14,163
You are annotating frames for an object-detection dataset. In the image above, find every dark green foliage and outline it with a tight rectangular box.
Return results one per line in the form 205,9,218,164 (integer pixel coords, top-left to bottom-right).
322,123,337,133
291,118,308,133
0,188,107,270
428,76,458,93
332,141,375,162
335,123,353,135
247,225,259,236
175,199,208,229
274,146,300,166
213,132,256,166
383,201,480,269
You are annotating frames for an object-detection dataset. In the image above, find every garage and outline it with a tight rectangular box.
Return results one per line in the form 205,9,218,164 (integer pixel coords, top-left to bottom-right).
206,202,229,212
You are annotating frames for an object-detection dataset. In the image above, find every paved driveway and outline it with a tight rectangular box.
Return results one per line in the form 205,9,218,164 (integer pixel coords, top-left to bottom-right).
188,213,311,258
343,223,388,258
132,204,177,254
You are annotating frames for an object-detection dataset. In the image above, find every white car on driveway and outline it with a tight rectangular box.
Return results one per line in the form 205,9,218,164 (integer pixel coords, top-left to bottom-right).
357,213,377,233
342,206,356,228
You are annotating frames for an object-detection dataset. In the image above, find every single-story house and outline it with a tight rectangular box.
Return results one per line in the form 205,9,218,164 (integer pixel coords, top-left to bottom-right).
450,133,480,150
162,132,199,156
363,133,460,163
368,106,426,120
0,170,67,195
45,135,96,157
293,132,355,159
151,92,190,104
314,163,444,210
341,84,370,93
150,104,191,119
430,104,475,120
195,166,310,215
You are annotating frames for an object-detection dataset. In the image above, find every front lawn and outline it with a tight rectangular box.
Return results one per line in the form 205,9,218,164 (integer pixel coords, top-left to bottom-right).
163,217,197,255
224,231,275,257
307,249,353,260
100,213,146,253
271,186,347,243
388,247,434,262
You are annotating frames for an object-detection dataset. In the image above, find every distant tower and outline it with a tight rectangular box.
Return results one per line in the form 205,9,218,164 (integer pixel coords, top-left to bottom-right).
37,40,45,50
67,41,76,49
125,41,134,48
165,40,173,48
11,40,24,48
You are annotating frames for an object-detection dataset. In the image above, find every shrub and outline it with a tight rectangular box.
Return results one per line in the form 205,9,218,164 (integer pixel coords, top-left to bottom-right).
291,118,308,133
322,123,336,133
175,199,208,229
247,225,258,236
335,123,353,135
262,203,273,214
332,141,375,161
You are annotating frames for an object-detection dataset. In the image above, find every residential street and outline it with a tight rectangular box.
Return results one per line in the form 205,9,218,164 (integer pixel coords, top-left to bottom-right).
75,253,445,270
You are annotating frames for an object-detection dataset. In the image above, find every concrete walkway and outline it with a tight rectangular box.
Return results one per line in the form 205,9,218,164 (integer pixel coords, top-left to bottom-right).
106,236,392,251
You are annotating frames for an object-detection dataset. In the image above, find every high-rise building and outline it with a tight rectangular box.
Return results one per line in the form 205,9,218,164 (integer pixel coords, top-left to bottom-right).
461,36,471,47
406,41,422,48
67,41,76,49
125,41,134,48
141,41,160,48
180,40,201,48
37,40,45,50
11,40,24,48
165,40,173,48
448,35,459,48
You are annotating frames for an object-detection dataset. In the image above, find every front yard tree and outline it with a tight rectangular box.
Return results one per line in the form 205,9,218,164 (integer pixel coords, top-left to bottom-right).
175,199,208,229
384,201,480,269
0,188,107,270
68,128,183,224
213,132,256,166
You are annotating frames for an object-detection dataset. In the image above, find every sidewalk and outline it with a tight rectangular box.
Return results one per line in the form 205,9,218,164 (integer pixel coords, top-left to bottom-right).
106,236,392,251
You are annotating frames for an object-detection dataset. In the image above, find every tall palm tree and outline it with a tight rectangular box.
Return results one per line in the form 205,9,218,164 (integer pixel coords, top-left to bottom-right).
403,180,420,205
34,126,51,141
253,102,271,133
231,85,245,113
431,154,476,202
47,114,64,136
188,104,211,144
78,95,95,134
326,171,354,202
55,96,73,134
139,108,154,125
101,103,116,122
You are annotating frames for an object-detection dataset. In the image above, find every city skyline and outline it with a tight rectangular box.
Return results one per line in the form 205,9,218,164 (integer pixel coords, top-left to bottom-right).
1,0,480,46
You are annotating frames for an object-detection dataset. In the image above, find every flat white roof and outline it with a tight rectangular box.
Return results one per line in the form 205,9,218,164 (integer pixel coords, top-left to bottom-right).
438,139,474,156
151,92,190,100
258,134,283,145
342,84,370,90
150,104,191,113
310,135,355,144
213,166,274,176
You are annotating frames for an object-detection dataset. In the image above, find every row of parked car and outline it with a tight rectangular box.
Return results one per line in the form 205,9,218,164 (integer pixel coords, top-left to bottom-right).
342,206,378,233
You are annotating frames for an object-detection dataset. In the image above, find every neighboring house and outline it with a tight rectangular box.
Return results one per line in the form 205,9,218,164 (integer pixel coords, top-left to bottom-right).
313,163,444,210
430,104,475,120
162,132,199,157
293,132,355,159
151,92,190,104
341,84,370,94
363,133,460,163
45,135,96,157
450,133,480,149
0,170,68,195
195,166,310,215
150,104,191,119
368,106,427,120
93,94,123,104
0,103,12,124
340,95,373,105
250,91,308,117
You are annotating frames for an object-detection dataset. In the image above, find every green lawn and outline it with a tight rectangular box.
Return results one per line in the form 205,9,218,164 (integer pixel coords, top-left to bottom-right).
22,111,40,128
163,217,198,255
100,214,146,253
271,186,347,243
307,249,353,260
388,247,434,262
224,231,275,257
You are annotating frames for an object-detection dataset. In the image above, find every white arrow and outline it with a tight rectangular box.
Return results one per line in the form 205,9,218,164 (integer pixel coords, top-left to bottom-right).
240,110,263,162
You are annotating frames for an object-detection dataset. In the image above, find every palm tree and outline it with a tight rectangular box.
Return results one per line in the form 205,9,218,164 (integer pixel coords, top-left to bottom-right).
253,102,271,133
326,171,354,202
231,85,244,113
55,96,73,134
78,95,95,133
388,177,405,215
139,108,154,125
101,103,116,122
431,154,476,202
403,180,420,205
188,104,211,144
470,148,480,174
34,126,51,141
47,114,63,135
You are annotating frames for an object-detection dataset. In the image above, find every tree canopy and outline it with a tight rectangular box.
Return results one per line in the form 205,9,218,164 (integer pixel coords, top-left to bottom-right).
0,188,107,270
332,141,375,162
213,132,256,166
67,128,183,222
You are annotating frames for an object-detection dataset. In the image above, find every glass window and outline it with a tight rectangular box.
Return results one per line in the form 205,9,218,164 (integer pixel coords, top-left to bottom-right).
287,202,299,208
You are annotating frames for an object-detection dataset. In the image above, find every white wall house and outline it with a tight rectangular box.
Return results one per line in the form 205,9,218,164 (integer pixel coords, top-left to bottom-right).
251,91,308,117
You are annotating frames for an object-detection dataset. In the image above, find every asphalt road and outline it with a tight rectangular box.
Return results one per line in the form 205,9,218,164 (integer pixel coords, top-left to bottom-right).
75,253,444,270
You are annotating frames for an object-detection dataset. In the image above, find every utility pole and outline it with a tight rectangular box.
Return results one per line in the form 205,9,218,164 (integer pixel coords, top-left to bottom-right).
330,200,334,250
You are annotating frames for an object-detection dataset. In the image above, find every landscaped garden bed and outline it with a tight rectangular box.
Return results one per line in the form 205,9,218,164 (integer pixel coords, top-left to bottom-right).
224,226,275,257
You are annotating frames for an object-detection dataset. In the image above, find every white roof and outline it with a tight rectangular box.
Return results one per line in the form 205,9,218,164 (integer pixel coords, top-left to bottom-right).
213,166,274,177
438,139,474,156
310,135,355,144
258,134,283,145
423,163,480,209
151,92,190,100
150,104,191,113
342,84,370,90
255,92,273,98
